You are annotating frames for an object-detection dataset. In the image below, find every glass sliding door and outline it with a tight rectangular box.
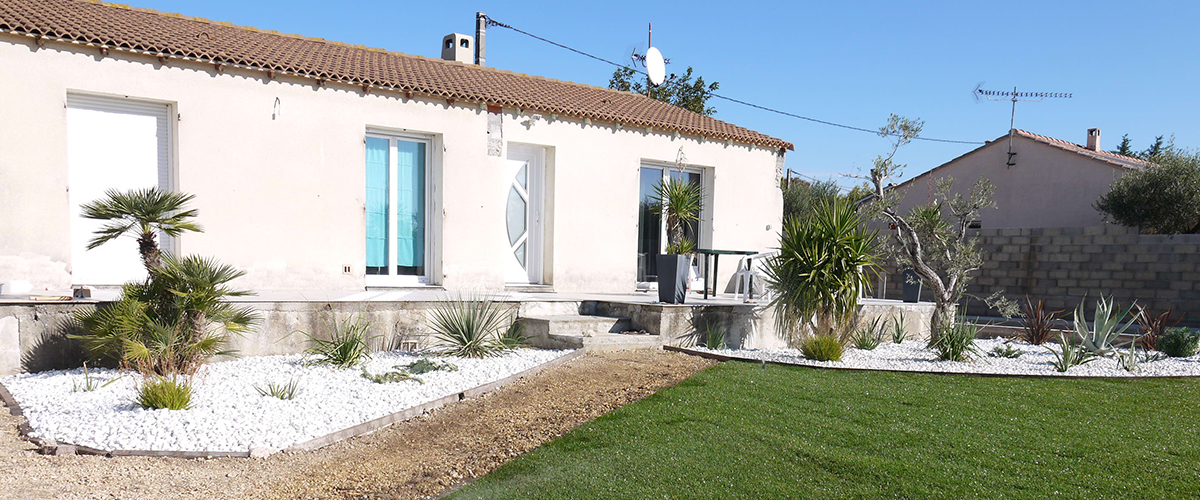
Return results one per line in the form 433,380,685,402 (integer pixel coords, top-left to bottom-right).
365,134,428,285
637,166,705,284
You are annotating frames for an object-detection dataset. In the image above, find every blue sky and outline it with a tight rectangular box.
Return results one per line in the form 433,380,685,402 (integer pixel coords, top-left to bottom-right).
136,0,1199,188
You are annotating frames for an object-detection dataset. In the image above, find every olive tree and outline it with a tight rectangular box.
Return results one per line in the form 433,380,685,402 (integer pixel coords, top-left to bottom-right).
1095,148,1200,234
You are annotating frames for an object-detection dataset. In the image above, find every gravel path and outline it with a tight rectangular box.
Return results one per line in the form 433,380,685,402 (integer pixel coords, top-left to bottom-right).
0,350,715,500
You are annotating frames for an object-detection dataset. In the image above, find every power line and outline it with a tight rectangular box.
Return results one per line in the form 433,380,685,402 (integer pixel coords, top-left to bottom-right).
484,16,984,146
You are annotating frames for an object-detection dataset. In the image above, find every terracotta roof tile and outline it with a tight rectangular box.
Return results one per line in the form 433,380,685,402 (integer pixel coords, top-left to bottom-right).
0,0,793,150
1013,129,1146,170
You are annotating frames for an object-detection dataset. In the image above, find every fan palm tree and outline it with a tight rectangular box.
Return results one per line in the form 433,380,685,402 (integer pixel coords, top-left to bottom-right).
79,187,202,271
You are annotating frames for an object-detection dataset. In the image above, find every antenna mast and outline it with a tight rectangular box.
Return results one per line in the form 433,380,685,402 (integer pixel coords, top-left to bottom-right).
975,86,1072,167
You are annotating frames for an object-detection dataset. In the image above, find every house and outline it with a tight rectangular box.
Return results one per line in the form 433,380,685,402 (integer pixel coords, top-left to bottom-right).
892,128,1145,229
0,0,792,295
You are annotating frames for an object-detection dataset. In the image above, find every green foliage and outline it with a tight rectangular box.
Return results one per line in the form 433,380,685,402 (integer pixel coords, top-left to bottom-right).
1095,148,1200,234
1075,297,1135,356
609,65,719,116
702,324,726,350
781,179,841,224
1110,134,1134,156
1047,331,1098,372
987,344,1023,359
303,315,377,368
137,377,193,410
254,379,301,400
72,363,100,393
1158,328,1200,358
72,254,258,376
928,317,978,362
497,321,529,350
800,335,844,362
361,368,424,384
1135,306,1180,350
1020,297,1062,345
1117,346,1142,372
406,358,459,375
430,294,511,358
850,317,883,350
79,187,202,271
763,197,880,343
650,175,703,255
889,313,906,344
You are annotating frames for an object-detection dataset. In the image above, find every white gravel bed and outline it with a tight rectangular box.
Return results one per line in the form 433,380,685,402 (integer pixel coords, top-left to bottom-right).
697,338,1200,377
1,348,570,453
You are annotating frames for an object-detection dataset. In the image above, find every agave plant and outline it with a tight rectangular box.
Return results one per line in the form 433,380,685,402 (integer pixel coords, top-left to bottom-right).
1074,297,1136,356
79,187,202,271
763,197,880,343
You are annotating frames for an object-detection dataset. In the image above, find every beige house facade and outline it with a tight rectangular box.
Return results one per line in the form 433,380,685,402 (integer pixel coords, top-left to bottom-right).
893,129,1145,229
0,0,790,295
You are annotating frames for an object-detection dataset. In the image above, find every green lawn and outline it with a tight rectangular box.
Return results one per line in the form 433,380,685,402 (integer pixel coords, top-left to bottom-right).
447,360,1200,499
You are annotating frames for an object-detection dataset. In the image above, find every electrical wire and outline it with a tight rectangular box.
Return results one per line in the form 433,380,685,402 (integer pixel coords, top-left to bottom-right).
485,16,984,146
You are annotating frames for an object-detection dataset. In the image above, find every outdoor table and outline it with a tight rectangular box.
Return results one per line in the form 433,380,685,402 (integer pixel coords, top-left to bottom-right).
696,249,758,300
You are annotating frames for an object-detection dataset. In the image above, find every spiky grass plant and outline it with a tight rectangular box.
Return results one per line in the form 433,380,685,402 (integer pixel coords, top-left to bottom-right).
1020,297,1062,345
430,294,511,358
1158,328,1200,358
800,335,844,362
1075,297,1136,356
850,316,884,350
254,379,301,400
889,313,906,344
1047,331,1098,372
929,317,979,362
137,377,194,410
303,315,377,368
763,198,880,344
703,324,726,350
1135,305,1181,350
497,321,528,350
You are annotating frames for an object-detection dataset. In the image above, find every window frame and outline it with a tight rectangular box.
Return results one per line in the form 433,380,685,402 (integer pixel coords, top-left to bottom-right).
364,130,435,287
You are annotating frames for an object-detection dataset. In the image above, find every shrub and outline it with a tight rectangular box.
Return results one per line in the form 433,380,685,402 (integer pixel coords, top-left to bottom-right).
1020,298,1062,345
430,294,511,358
850,317,883,350
929,318,978,362
1075,297,1135,356
889,313,906,344
1135,305,1180,350
254,379,301,400
406,358,458,374
702,325,726,350
137,377,193,410
800,335,843,362
764,197,880,344
1158,328,1200,358
987,344,1023,359
1094,148,1200,234
1047,331,1098,372
304,315,377,368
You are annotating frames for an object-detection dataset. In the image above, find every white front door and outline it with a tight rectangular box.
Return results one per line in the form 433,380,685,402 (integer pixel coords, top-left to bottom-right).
504,145,544,284
66,94,172,286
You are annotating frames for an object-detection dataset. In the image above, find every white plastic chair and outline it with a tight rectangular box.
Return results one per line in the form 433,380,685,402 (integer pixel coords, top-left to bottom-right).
734,251,778,302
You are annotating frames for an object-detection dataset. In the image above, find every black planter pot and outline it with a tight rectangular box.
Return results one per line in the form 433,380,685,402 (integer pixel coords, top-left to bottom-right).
657,254,690,304
902,269,922,303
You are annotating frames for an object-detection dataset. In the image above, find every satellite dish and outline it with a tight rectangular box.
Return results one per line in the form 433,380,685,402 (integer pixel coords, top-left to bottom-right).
645,46,665,85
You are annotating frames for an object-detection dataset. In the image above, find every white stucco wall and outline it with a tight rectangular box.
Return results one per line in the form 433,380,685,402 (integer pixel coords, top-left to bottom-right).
894,136,1129,229
0,34,783,294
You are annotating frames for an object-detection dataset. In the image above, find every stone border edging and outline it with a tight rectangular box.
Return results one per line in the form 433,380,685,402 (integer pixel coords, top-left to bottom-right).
0,349,585,458
663,345,1200,380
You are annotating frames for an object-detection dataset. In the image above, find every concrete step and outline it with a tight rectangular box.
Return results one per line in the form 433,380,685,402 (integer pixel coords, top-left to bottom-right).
517,301,584,317
521,314,632,337
520,314,659,351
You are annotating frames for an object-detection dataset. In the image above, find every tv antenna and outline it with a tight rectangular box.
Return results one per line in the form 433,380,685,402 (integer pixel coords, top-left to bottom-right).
629,23,667,86
974,84,1072,166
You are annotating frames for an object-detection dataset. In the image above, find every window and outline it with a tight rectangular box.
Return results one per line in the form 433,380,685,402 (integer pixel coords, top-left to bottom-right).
636,165,707,284
365,133,430,285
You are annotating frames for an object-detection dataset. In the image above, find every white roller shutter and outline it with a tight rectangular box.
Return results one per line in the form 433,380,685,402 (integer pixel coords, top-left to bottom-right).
66,93,173,286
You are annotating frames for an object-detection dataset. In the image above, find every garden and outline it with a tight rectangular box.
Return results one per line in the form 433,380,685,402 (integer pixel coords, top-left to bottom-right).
0,188,570,455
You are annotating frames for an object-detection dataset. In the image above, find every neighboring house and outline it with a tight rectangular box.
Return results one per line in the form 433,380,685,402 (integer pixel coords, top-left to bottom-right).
0,0,791,294
892,128,1145,229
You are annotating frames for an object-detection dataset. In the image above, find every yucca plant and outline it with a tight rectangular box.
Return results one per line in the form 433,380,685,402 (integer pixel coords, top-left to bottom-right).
497,321,528,350
1134,305,1181,351
137,376,194,410
702,324,726,349
429,294,511,358
1075,297,1136,356
850,316,883,350
889,313,906,344
1047,331,1098,372
650,175,703,255
763,197,880,344
800,335,843,362
79,187,202,271
303,315,377,368
1020,297,1062,345
929,316,979,362
254,379,301,400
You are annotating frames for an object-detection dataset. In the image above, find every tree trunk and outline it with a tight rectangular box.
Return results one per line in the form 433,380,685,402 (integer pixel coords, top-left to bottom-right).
138,232,162,271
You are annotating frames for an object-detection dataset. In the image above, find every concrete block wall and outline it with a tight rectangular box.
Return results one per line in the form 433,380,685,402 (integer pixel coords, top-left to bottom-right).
880,225,1200,324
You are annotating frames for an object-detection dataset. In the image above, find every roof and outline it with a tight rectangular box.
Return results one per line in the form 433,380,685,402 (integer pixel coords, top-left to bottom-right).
0,0,793,151
894,128,1147,189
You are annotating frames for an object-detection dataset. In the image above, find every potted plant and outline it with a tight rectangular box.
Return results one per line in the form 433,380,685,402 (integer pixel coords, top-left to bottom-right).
651,175,703,304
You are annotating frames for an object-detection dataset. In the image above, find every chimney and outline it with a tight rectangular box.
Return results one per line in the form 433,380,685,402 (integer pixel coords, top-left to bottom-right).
475,12,487,66
1086,128,1101,151
441,33,474,64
